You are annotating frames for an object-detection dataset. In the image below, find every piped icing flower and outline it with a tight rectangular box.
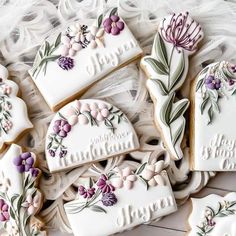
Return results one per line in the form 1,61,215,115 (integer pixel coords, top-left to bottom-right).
78,185,96,199
13,152,35,173
53,119,71,138
0,199,9,222
111,167,137,189
101,192,117,206
58,56,74,70
160,12,203,52
30,168,40,178
141,162,165,187
205,75,221,90
87,26,105,49
97,174,115,193
21,194,40,215
0,171,11,192
90,102,110,121
103,15,125,35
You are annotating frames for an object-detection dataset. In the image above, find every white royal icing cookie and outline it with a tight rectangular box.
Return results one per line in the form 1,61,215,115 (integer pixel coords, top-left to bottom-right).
0,144,45,236
190,61,236,171
64,161,177,236
29,8,143,111
141,12,203,160
45,99,140,172
0,65,33,152
188,193,236,236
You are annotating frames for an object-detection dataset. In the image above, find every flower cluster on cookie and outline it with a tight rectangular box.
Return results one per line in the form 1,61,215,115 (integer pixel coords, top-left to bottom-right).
197,200,236,236
66,162,165,214
0,152,42,236
47,100,126,158
196,61,236,124
0,79,13,135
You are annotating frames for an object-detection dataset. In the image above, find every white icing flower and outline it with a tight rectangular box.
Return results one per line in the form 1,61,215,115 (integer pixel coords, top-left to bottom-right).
87,26,105,49
111,167,137,190
140,161,165,187
21,194,40,215
0,171,11,192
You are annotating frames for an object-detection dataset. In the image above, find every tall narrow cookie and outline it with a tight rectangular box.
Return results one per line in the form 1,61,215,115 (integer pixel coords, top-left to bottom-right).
141,12,203,160
0,65,33,152
29,8,143,111
190,61,236,171
0,144,45,235
188,193,236,236
45,99,140,172
64,161,177,236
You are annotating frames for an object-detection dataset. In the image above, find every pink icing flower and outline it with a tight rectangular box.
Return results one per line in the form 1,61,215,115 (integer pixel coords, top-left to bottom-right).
111,167,137,189
21,194,40,215
97,174,115,193
0,199,9,222
103,15,125,35
2,119,12,132
90,103,109,121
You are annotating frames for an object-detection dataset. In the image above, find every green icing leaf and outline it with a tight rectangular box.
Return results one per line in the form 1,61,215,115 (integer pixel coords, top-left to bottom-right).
160,92,175,126
151,78,168,95
138,176,149,191
200,96,210,115
172,122,185,146
97,14,103,28
144,57,168,75
212,100,220,113
154,33,168,69
196,78,205,91
54,33,62,48
169,51,185,92
90,205,107,213
109,7,118,17
135,162,147,175
207,105,213,124
169,99,189,124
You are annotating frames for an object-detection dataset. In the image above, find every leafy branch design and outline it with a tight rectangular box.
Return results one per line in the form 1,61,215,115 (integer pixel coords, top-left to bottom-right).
197,200,236,236
0,93,12,135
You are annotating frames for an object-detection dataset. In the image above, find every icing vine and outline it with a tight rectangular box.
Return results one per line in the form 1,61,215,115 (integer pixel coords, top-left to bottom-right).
32,8,124,77
0,80,13,135
196,61,236,124
47,101,126,158
142,12,203,159
0,152,41,236
65,162,165,214
197,200,236,236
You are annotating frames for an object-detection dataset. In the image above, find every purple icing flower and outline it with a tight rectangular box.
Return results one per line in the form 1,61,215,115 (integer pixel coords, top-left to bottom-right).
30,168,40,178
59,150,67,158
48,149,55,157
160,12,203,52
97,174,115,193
13,152,34,173
0,199,9,222
58,56,74,70
78,185,95,199
101,192,117,206
103,15,124,35
231,65,236,73
205,75,221,90
207,219,216,227
229,79,235,86
53,119,71,138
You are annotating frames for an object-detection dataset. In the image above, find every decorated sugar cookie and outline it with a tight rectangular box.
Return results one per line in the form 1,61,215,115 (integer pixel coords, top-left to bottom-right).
45,99,139,172
190,61,236,171
188,193,236,236
64,161,177,236
141,12,203,160
29,8,143,111
0,65,33,152
0,144,45,236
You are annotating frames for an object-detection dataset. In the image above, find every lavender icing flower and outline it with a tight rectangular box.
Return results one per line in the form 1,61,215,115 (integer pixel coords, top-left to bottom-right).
48,149,55,157
229,79,235,86
97,174,115,193
78,185,95,199
13,152,34,173
53,119,71,138
59,150,67,158
205,75,221,90
0,199,9,222
103,15,125,35
58,56,74,70
101,192,117,206
30,168,40,178
207,219,216,227
231,65,236,73
160,12,203,52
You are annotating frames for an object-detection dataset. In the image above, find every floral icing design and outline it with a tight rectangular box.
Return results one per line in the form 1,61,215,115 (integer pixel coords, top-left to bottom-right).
0,151,42,236
197,200,236,236
0,80,13,135
32,8,124,77
142,12,203,160
47,100,126,158
65,162,166,215
196,61,236,124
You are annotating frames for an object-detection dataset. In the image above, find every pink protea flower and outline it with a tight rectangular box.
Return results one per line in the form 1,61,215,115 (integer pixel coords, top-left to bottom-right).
103,15,125,35
21,194,40,215
0,199,9,222
111,167,137,190
90,103,109,121
160,12,203,52
97,174,115,193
